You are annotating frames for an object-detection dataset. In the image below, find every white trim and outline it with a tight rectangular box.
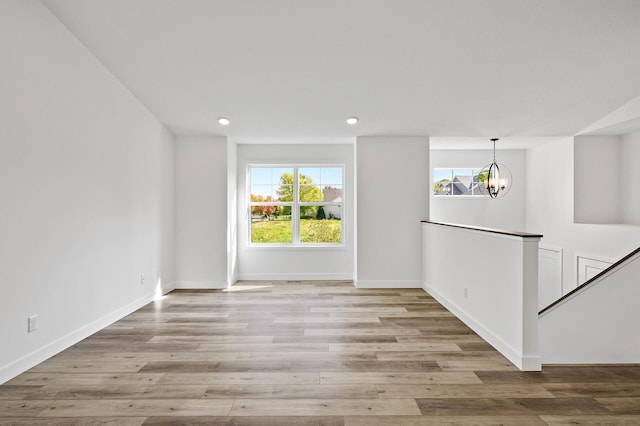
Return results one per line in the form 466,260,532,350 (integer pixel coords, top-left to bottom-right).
356,280,423,289
352,141,358,282
245,244,348,251
231,137,355,145
0,291,156,385
538,244,564,306
539,255,637,318
161,281,177,295
432,167,486,198
228,274,239,287
237,272,353,281
520,355,544,371
423,282,541,371
432,195,488,199
247,164,345,247
575,253,616,286
173,280,229,289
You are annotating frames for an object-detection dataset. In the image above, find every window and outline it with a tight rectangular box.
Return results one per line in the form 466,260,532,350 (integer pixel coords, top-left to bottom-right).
433,168,485,196
249,166,343,245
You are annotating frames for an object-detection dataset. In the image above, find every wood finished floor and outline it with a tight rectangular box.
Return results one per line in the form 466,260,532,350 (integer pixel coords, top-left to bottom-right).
1,281,639,425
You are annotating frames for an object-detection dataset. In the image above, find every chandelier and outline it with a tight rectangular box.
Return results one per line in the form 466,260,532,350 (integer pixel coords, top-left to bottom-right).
478,138,512,199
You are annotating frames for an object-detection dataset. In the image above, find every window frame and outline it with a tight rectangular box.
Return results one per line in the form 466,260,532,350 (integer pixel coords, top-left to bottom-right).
247,164,345,247
433,167,486,198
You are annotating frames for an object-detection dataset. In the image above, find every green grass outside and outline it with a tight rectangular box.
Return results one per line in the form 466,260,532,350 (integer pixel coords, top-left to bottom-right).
252,219,341,244
251,219,293,243
300,219,341,243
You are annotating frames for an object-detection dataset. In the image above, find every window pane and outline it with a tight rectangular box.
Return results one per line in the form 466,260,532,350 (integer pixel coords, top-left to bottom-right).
321,167,343,186
434,181,453,195
271,168,294,184
250,168,272,185
299,167,343,202
299,206,342,243
249,165,344,245
322,185,342,202
250,184,275,200
300,167,343,185
471,169,482,195
298,170,322,202
251,206,292,243
250,167,294,202
451,169,473,195
275,184,293,202
299,184,323,202
434,168,483,196
299,167,321,183
434,169,453,195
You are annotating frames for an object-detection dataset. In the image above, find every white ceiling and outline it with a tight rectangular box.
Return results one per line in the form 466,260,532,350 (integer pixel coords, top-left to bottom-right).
42,0,640,143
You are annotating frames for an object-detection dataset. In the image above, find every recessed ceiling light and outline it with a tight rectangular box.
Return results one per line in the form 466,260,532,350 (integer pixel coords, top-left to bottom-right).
217,117,230,126
346,117,359,125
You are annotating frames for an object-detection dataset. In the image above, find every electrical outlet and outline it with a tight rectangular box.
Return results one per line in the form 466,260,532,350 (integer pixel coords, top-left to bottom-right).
28,315,38,333
140,274,146,286
463,288,468,298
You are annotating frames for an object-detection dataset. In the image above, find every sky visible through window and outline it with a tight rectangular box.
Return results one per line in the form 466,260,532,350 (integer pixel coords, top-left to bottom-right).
299,167,342,186
250,167,293,199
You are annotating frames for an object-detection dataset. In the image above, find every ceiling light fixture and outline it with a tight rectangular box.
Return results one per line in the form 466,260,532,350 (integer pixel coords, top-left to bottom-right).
217,117,230,126
346,117,359,125
478,138,512,199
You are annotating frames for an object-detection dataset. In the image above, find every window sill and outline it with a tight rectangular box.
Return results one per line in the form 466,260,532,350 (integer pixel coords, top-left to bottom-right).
246,243,347,251
433,195,487,199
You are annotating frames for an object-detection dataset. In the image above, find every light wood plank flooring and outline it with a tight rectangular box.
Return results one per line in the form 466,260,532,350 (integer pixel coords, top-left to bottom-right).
1,281,639,425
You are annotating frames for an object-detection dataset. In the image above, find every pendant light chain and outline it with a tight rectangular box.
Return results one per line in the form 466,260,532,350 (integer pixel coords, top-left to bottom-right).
491,138,498,163
493,139,496,163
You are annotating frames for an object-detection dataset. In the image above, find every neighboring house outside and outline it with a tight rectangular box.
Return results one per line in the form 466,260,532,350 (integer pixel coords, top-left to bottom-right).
322,186,342,219
435,175,481,196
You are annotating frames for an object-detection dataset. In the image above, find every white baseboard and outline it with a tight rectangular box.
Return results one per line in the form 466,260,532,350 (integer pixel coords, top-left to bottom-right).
236,273,353,281
173,280,229,289
161,281,176,294
228,274,239,287
0,291,156,385
423,282,541,371
521,354,543,371
356,279,423,289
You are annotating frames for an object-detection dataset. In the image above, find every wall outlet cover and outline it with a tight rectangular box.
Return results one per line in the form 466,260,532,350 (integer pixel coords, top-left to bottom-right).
28,315,38,333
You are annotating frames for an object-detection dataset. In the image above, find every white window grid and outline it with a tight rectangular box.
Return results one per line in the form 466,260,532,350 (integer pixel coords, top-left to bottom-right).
248,165,344,246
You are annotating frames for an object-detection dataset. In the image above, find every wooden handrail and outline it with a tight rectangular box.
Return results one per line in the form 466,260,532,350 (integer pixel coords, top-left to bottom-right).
422,221,543,239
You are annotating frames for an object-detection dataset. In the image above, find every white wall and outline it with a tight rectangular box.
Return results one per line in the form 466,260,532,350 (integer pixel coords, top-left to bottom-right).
0,0,175,383
357,136,429,288
236,141,355,281
621,131,640,225
174,136,228,288
526,137,640,294
227,140,239,284
430,149,526,231
423,223,541,371
539,250,640,363
574,135,621,224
